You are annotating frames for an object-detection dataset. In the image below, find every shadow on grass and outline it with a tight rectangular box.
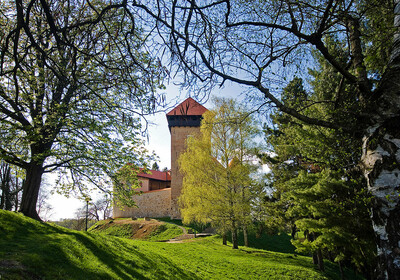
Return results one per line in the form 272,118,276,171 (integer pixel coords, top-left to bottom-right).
0,211,199,280
224,231,296,254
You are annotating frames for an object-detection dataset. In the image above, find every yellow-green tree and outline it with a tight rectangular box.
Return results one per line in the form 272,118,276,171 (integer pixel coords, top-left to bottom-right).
179,98,261,249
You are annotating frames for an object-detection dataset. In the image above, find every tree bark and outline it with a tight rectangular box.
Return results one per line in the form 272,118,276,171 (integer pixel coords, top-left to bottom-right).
291,224,297,239
222,233,227,245
243,226,249,247
360,1,400,279
362,117,400,279
338,260,344,280
14,177,21,212
19,163,44,221
231,226,238,249
317,248,324,272
0,163,13,210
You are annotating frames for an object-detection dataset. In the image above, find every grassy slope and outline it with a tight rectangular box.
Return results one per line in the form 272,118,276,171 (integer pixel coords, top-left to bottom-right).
146,223,183,241
0,210,361,280
88,219,183,241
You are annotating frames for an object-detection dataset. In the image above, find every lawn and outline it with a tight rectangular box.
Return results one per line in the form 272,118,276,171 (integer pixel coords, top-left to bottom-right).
0,210,362,280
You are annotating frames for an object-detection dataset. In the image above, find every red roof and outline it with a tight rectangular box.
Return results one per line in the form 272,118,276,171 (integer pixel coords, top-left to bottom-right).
166,97,208,116
137,169,171,181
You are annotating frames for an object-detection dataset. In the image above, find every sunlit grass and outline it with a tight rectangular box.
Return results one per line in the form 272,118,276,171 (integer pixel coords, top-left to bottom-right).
88,218,183,241
0,210,362,280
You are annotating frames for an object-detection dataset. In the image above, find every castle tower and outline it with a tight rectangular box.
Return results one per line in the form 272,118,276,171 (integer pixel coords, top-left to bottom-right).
166,97,208,219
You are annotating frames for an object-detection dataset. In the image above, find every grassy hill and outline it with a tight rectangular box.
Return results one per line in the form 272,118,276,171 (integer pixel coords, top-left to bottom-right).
0,210,362,280
88,218,183,241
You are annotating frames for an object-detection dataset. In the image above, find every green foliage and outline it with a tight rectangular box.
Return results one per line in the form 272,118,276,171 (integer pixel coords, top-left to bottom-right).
264,75,376,275
0,210,363,280
151,162,160,171
112,164,144,208
360,0,395,77
0,0,165,215
286,170,375,270
179,98,264,242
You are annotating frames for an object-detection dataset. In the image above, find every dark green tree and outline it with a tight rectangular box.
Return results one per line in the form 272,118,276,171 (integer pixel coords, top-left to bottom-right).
151,162,160,171
265,72,375,276
286,170,375,277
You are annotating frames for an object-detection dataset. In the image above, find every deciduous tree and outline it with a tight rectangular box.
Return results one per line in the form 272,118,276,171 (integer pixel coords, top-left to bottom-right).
0,0,165,220
179,98,262,249
0,161,23,211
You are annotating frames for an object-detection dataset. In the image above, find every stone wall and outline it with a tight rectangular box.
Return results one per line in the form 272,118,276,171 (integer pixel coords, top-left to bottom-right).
170,126,201,219
113,188,171,218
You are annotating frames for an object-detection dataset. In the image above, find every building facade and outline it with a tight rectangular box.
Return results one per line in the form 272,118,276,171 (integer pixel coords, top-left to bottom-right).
113,97,208,219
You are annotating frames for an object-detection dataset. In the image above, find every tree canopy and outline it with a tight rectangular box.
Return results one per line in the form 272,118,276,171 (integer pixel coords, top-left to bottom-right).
179,98,263,249
264,76,376,276
0,0,166,220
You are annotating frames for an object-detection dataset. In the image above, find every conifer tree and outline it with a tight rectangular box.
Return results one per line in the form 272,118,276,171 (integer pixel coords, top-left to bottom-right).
264,74,376,276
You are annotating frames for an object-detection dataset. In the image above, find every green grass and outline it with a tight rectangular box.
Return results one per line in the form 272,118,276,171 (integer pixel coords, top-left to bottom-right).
0,210,363,280
146,223,183,241
226,230,297,254
156,217,205,233
88,218,183,241
88,220,135,238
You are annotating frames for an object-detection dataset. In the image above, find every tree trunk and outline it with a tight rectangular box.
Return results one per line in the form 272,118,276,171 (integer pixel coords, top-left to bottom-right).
338,260,344,280
231,228,238,249
317,248,324,272
360,2,400,278
4,185,12,211
222,233,227,245
0,186,4,209
362,117,400,279
19,163,44,221
0,163,13,210
291,224,297,239
243,226,249,247
14,177,21,212
305,230,318,265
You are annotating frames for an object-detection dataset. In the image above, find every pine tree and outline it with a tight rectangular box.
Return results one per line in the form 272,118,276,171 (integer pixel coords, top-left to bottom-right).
264,75,376,276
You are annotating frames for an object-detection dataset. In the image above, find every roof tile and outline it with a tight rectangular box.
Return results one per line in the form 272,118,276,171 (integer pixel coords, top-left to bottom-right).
137,169,171,181
166,97,208,116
